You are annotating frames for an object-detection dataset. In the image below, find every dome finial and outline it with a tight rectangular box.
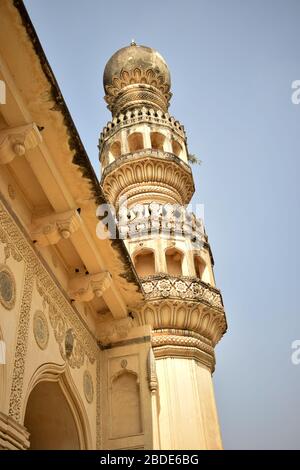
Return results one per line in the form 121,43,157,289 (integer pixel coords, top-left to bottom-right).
103,44,171,115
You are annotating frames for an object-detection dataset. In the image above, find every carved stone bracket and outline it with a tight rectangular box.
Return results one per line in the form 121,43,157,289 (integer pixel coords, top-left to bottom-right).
31,209,82,246
0,123,42,165
68,271,112,302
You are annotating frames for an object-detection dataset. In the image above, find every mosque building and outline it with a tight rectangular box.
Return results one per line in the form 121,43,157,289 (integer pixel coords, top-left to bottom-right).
0,0,227,450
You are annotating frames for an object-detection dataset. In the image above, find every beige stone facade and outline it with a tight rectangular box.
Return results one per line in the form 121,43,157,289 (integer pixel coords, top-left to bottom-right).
0,1,227,450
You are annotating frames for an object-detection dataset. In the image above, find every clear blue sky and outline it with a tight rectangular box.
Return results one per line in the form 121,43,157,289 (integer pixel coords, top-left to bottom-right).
24,0,300,449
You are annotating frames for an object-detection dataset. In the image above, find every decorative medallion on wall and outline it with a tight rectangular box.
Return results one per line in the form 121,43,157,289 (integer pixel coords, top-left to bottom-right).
0,264,16,310
83,370,94,403
65,328,74,358
33,310,49,350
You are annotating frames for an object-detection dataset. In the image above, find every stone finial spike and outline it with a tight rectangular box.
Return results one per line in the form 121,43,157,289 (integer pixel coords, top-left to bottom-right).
131,39,136,46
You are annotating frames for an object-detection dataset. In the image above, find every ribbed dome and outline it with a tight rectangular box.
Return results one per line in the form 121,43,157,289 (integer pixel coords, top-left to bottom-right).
103,43,172,115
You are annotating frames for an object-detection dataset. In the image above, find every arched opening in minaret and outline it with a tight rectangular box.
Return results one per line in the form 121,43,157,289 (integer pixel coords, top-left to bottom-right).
165,248,183,277
171,139,182,157
134,249,155,277
128,132,144,152
150,132,165,151
110,140,121,158
194,255,206,281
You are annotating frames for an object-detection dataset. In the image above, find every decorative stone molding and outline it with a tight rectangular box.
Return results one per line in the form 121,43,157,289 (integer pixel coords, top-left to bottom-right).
8,265,34,422
35,277,97,366
101,150,194,206
0,199,98,421
133,297,226,346
0,412,29,450
147,348,158,392
0,227,22,263
141,274,224,310
97,317,133,345
153,343,214,370
68,271,112,302
99,106,186,150
152,329,215,371
47,304,85,369
0,123,42,165
104,68,171,115
31,209,82,246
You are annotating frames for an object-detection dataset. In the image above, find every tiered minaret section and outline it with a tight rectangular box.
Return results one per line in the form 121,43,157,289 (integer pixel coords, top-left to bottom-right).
99,43,227,450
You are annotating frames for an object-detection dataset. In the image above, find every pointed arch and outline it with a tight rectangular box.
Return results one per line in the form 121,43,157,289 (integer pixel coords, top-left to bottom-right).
133,248,156,277
22,363,92,449
110,369,142,438
150,132,165,151
165,247,183,276
128,132,144,152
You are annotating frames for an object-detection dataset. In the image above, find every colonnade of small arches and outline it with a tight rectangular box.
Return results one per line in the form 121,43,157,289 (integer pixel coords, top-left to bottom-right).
102,125,188,169
133,246,210,283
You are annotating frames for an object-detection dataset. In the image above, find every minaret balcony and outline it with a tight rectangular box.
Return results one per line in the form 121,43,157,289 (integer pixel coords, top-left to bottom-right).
133,273,227,354
141,273,224,311
101,149,195,207
99,107,186,149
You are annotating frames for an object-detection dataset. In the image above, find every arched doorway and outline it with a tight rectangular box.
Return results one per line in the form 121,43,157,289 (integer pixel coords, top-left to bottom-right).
23,365,91,450
24,381,80,450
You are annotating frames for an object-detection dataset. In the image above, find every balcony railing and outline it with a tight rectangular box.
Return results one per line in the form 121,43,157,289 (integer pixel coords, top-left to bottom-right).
141,274,223,310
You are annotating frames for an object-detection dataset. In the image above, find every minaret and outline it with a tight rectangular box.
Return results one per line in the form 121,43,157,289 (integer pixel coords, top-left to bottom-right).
99,43,227,450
